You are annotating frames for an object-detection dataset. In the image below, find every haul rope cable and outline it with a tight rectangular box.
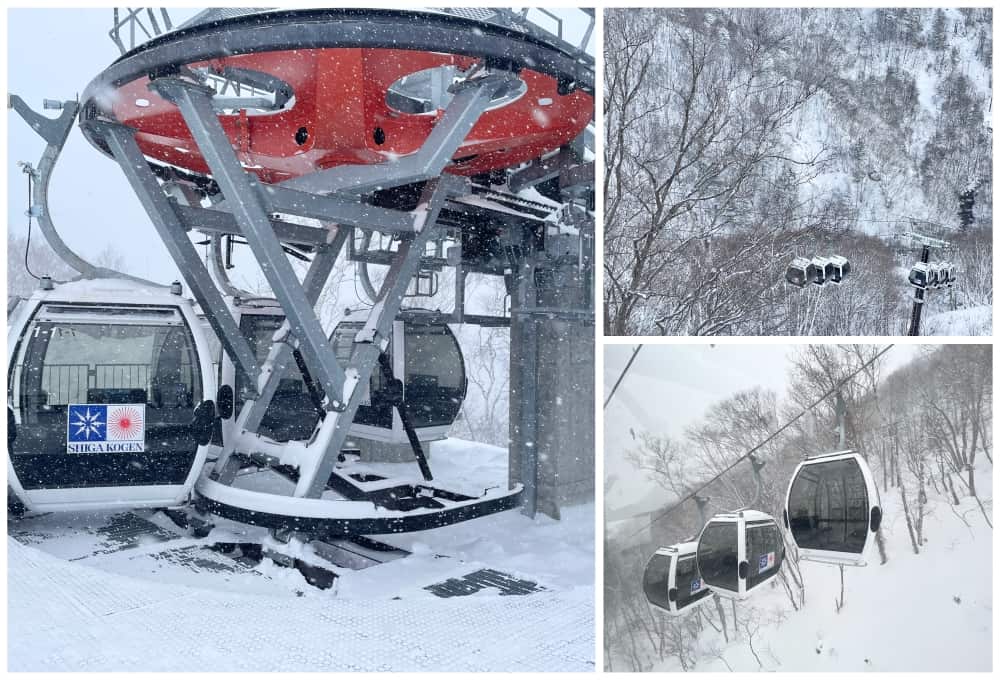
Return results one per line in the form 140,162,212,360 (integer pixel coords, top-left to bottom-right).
626,343,894,539
603,344,642,409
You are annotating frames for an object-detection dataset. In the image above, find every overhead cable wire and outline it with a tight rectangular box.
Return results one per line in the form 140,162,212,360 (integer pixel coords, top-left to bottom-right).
604,344,642,409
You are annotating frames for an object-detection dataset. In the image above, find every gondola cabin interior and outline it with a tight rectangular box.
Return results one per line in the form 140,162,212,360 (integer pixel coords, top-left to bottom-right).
642,542,712,616
696,510,784,600
783,450,881,566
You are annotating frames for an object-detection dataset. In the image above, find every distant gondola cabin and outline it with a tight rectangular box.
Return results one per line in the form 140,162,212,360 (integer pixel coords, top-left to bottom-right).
642,542,712,616
785,257,815,288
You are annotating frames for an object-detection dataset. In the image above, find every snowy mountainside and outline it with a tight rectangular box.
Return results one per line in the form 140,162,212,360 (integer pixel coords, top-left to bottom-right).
651,456,991,672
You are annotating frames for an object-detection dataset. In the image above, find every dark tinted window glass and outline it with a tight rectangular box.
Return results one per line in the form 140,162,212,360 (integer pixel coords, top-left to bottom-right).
12,319,202,488
673,554,711,610
332,322,391,429
236,314,319,442
403,324,465,428
745,522,783,590
697,522,739,593
788,458,869,554
642,553,672,610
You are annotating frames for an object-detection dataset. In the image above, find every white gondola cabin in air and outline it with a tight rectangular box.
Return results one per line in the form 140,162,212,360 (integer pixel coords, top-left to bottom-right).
783,449,882,566
696,510,784,600
7,278,217,513
642,542,712,616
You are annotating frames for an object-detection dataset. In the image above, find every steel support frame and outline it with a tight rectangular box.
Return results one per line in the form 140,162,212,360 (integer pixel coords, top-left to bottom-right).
88,67,528,523
149,77,351,407
908,244,930,336
212,227,349,481
292,176,461,498
139,72,497,502
90,119,262,387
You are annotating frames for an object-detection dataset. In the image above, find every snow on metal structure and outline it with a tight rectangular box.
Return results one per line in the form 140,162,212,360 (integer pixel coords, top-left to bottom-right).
783,449,882,567
5,8,594,535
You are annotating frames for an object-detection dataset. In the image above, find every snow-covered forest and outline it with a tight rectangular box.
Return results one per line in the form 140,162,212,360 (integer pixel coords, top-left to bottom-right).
604,8,993,335
604,344,992,671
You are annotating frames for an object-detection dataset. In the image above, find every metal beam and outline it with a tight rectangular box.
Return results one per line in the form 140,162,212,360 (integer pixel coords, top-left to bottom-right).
174,203,331,246
90,119,261,388
9,95,159,285
263,186,418,234
295,176,462,498
150,77,348,407
213,226,350,481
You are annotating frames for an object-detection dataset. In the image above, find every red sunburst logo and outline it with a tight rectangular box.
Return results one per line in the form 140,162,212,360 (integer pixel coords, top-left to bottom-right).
107,406,144,441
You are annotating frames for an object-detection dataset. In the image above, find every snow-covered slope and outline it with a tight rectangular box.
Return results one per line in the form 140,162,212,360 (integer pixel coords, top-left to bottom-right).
922,305,993,336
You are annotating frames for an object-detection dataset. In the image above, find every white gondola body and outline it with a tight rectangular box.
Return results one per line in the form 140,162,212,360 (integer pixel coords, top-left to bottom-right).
783,449,882,566
642,542,712,616
695,510,784,600
7,279,216,512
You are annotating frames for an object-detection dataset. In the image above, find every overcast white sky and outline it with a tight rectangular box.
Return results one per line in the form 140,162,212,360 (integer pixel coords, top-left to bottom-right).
6,7,594,285
604,343,920,518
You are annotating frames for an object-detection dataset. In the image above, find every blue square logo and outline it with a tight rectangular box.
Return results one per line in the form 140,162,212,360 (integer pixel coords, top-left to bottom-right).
67,405,108,442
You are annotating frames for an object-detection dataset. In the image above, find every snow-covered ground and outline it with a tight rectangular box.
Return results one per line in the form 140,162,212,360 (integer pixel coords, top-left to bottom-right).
8,440,594,672
922,305,993,336
649,458,992,672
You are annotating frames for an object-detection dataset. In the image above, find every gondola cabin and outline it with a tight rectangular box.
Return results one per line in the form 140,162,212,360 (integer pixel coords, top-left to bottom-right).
7,279,216,513
935,262,950,287
908,262,930,289
811,257,830,286
642,542,712,616
695,511,784,600
827,255,850,284
785,257,815,288
213,298,322,443
783,450,881,566
332,309,468,447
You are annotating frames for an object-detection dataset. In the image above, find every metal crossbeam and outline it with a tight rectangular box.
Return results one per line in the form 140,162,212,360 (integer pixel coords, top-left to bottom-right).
150,77,348,408
10,95,158,285
175,204,331,247
90,119,262,387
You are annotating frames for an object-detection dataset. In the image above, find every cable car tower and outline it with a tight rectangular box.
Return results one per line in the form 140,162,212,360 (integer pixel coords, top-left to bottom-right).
900,231,953,336
8,8,595,537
